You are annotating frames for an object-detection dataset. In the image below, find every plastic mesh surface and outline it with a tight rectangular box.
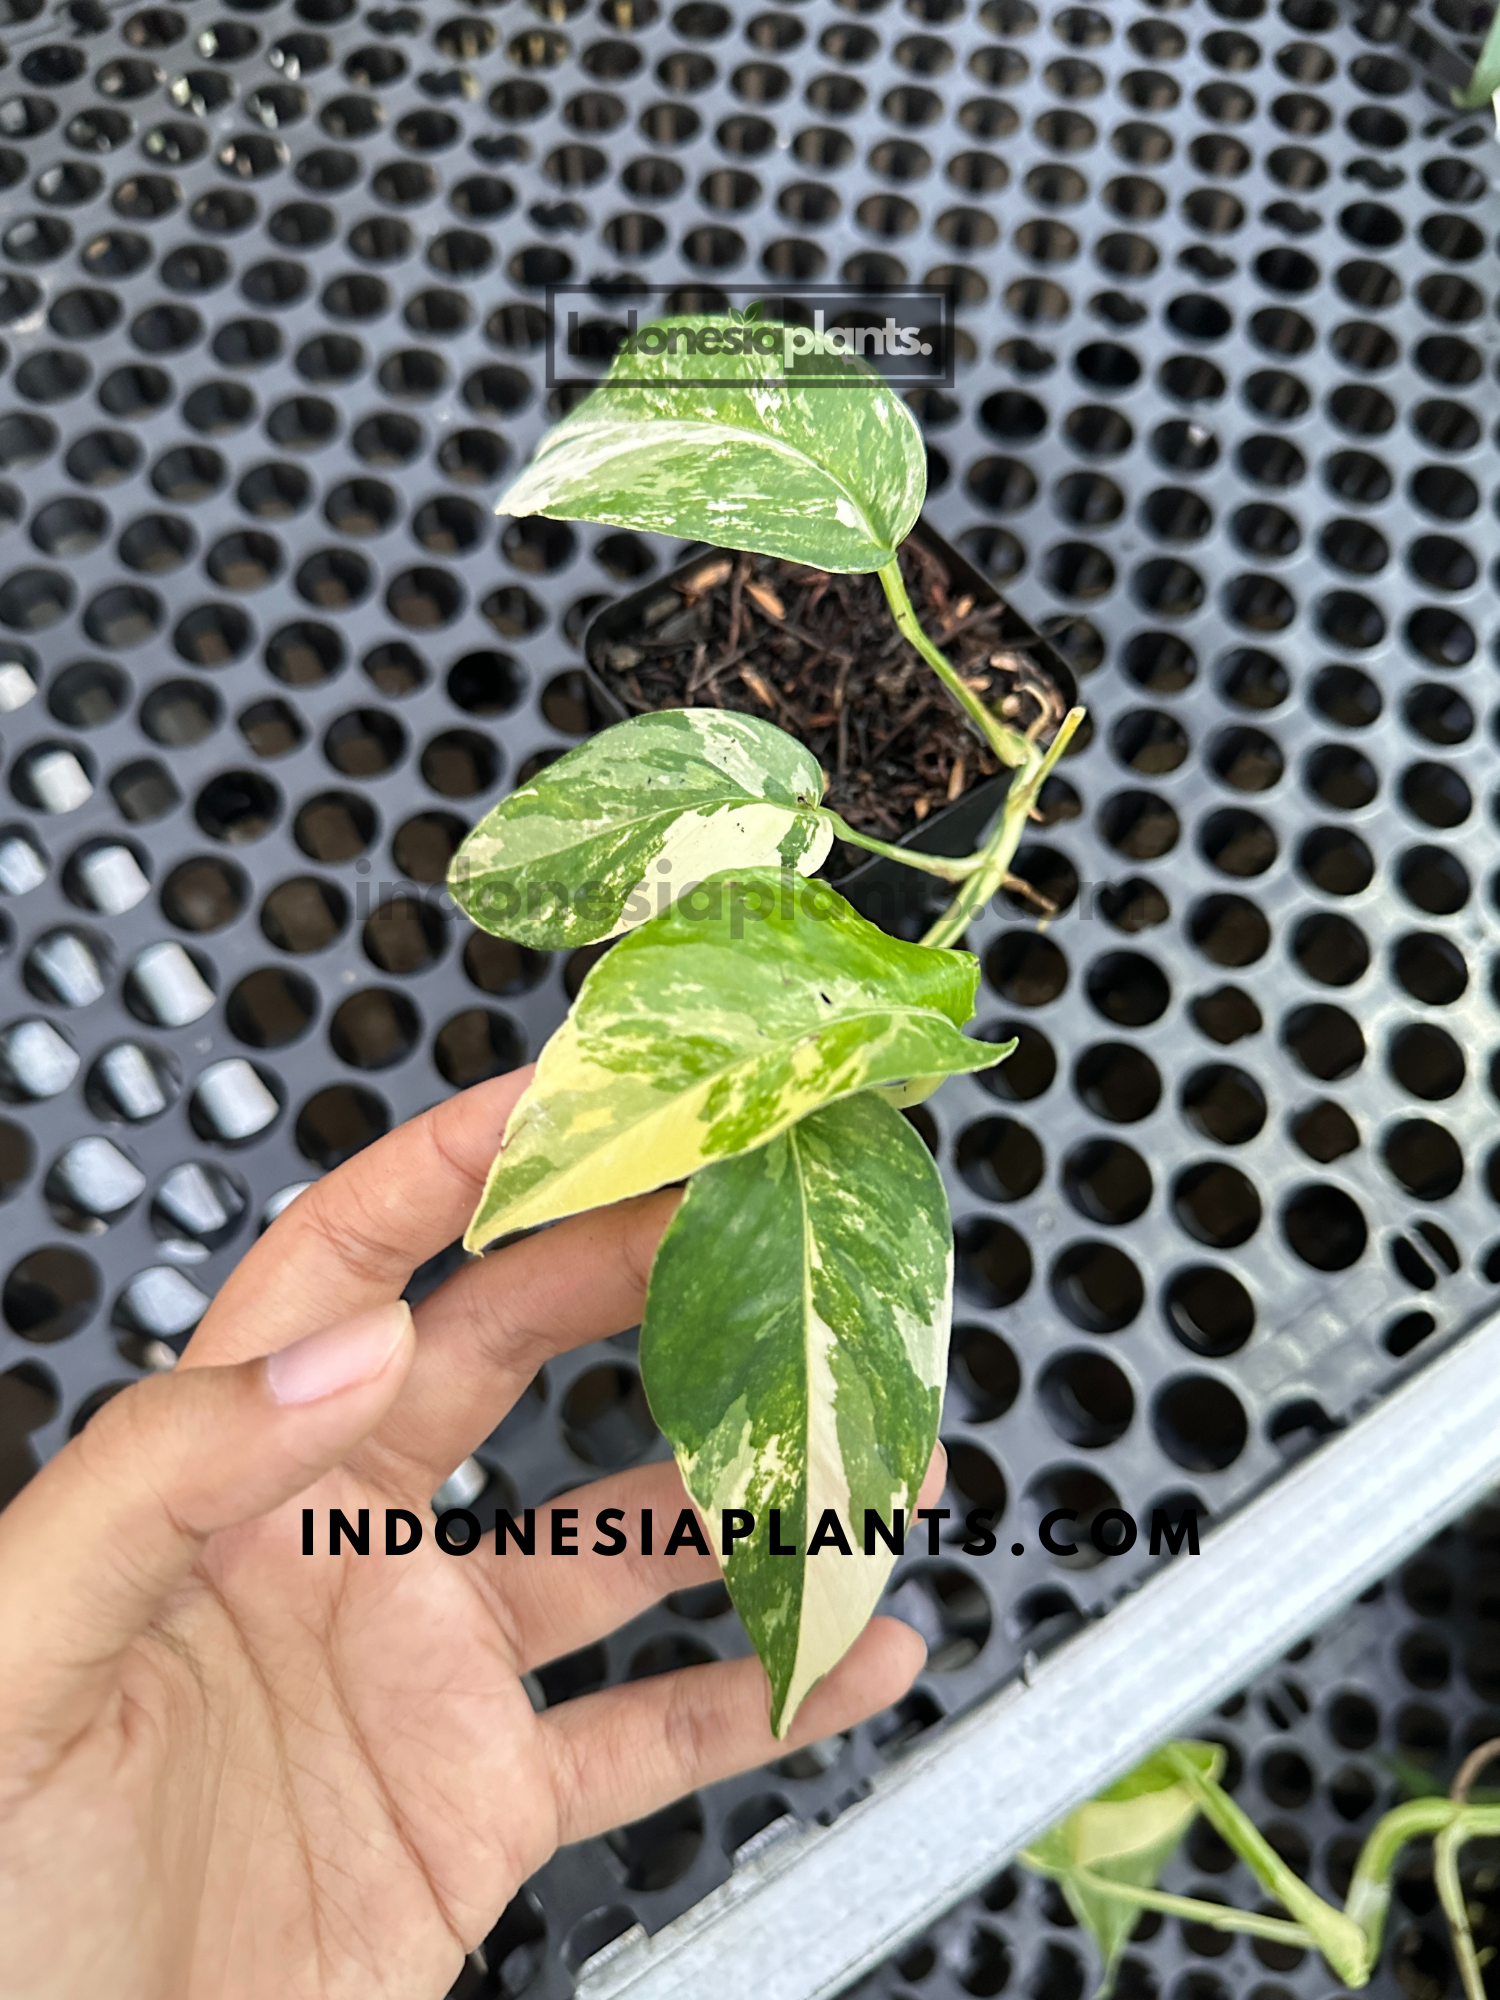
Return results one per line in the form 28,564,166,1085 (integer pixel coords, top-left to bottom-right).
0,0,1495,1990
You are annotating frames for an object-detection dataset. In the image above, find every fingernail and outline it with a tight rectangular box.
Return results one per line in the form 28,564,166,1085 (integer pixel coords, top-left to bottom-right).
267,1302,412,1407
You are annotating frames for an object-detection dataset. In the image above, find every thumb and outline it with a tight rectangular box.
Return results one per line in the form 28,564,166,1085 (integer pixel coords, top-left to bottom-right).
0,1301,414,1752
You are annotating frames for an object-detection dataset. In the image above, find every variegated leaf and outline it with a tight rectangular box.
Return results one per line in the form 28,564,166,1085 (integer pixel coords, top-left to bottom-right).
463,867,1005,1249
1022,1743,1223,1991
496,313,926,573
640,1089,950,1735
448,710,832,949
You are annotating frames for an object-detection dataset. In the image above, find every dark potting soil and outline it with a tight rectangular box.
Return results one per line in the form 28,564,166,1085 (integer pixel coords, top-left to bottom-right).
591,537,1067,873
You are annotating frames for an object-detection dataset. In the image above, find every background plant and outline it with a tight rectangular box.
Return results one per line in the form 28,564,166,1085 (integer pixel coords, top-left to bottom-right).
450,313,1081,1734
1024,1738,1500,2000
1453,2,1500,123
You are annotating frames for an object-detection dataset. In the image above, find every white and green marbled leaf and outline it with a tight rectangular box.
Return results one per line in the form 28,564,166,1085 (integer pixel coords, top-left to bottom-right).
447,710,832,950
497,314,926,573
640,1088,950,1736
463,867,1007,1249
1022,1743,1223,1989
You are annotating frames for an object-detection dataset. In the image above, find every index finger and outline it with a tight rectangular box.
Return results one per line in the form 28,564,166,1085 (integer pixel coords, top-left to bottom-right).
182,1069,531,1368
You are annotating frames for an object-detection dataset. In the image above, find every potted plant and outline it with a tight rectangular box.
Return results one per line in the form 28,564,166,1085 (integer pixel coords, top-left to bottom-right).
448,312,1084,1737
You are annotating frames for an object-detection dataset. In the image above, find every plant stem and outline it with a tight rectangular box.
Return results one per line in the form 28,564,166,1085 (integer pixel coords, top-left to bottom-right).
816,809,982,881
1343,1797,1465,1954
919,706,1084,950
872,550,1088,949
1065,1870,1318,1950
1452,1738,1500,1805
1165,1746,1372,1987
876,558,1033,769
1435,1822,1488,2000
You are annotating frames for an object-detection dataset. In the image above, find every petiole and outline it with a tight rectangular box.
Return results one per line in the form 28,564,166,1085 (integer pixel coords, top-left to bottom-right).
919,705,1085,950
876,557,1034,770
1061,1869,1319,1951
816,809,984,882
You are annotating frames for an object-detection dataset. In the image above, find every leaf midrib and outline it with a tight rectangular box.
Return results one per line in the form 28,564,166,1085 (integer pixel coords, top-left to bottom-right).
579,999,968,1064
466,790,818,867
788,1118,817,1672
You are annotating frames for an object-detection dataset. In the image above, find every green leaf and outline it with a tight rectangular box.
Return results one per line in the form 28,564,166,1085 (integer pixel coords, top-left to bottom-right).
463,867,1004,1250
448,709,832,949
640,1089,949,1737
1453,2,1500,107
1023,1743,1224,1992
496,313,927,573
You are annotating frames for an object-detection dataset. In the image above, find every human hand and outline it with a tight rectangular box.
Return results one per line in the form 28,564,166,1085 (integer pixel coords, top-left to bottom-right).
0,1070,938,2000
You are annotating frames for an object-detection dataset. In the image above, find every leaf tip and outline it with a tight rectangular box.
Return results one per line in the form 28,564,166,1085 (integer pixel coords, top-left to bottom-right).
768,1684,797,1741
982,1036,1019,1064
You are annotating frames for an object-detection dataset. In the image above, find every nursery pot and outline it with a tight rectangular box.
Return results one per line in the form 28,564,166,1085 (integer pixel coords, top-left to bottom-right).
580,517,1078,933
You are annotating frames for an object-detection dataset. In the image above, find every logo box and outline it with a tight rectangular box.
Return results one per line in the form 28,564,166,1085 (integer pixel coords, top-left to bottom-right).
542,283,958,389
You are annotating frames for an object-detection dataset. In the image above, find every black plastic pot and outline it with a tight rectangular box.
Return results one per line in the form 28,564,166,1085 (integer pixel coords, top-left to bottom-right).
580,517,1077,933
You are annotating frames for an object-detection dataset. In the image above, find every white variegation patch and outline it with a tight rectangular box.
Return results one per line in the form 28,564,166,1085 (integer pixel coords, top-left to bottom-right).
778,1284,890,1732
681,709,819,796
613,800,832,936
640,1090,953,1736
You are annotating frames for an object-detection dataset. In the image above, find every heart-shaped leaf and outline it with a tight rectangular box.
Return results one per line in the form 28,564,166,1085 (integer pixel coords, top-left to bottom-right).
448,710,832,949
497,313,927,573
1023,1743,1224,1992
463,867,1004,1250
641,1088,949,1736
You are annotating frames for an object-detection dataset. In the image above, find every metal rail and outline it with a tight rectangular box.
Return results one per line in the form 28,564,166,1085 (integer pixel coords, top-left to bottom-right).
579,1300,1500,2000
